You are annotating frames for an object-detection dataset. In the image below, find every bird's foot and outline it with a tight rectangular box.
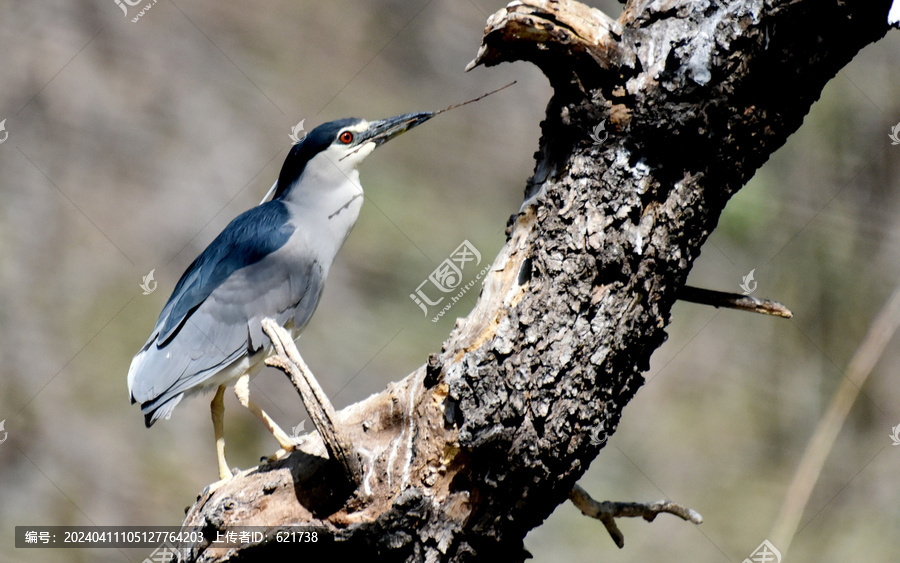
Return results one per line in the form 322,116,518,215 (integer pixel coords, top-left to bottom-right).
261,444,295,464
216,457,237,481
203,468,238,496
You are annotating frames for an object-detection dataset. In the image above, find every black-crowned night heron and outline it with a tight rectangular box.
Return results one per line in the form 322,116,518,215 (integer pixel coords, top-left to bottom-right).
128,112,434,480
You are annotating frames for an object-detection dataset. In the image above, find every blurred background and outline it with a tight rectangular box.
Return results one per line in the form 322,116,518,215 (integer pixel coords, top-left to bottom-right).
0,0,898,561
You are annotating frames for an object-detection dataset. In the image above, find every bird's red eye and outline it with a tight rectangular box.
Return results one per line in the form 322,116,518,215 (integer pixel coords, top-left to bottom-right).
339,131,354,144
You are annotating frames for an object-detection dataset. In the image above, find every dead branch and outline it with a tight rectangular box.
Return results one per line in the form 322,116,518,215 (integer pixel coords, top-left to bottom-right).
568,484,703,549
678,286,793,318
262,318,361,487
172,1,893,561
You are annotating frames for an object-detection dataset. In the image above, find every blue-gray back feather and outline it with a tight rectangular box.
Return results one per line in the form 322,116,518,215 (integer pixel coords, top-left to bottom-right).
158,201,294,344
128,200,327,426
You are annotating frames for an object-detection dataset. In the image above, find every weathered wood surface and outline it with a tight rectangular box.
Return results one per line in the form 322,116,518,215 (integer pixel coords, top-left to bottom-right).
174,1,893,561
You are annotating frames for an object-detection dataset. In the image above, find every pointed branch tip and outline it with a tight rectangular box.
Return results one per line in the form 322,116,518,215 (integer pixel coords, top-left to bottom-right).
678,285,793,318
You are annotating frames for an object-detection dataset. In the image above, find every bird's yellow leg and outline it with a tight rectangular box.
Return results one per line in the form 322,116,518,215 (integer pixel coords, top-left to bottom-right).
233,374,296,455
211,384,232,480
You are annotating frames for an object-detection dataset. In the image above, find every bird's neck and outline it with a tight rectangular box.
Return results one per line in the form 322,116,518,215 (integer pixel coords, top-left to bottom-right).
280,167,364,260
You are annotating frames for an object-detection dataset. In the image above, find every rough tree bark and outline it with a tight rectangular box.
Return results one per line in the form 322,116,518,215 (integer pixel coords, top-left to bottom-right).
170,0,894,561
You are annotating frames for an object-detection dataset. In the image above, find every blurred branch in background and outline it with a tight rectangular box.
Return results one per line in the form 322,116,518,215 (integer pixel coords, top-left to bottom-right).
770,283,900,555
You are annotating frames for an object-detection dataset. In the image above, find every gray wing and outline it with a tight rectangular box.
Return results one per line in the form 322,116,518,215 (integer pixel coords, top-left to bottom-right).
127,204,326,426
128,253,325,426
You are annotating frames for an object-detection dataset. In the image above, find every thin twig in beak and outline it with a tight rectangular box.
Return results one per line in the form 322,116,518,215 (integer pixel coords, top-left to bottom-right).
337,81,517,161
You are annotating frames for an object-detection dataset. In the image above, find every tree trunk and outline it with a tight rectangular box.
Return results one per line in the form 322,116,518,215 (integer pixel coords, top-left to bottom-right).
173,0,894,561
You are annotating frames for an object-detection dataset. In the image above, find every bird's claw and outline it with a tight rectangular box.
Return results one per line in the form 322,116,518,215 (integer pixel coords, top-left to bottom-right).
261,445,295,464
203,471,236,496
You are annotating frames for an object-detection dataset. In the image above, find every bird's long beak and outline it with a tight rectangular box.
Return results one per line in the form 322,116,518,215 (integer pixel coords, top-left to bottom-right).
362,112,435,147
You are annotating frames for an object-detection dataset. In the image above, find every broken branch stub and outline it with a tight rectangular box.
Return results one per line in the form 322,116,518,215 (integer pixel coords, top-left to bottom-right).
569,485,702,549
261,318,361,487
677,285,793,318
